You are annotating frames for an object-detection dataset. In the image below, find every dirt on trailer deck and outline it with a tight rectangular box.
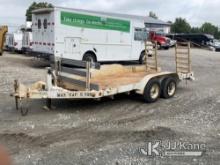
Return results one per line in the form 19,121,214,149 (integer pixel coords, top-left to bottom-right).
0,50,220,165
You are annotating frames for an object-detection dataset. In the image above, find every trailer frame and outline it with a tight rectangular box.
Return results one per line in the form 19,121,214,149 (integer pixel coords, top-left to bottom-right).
13,42,194,116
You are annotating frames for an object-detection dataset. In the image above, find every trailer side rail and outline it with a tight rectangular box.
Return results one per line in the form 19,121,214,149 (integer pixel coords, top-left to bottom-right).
52,58,101,91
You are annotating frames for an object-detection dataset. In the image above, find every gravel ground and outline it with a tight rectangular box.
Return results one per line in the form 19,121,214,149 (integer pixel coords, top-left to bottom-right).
0,49,220,165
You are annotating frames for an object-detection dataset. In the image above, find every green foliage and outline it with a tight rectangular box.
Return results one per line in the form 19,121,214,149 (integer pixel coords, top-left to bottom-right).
191,27,201,33
171,18,220,39
171,18,191,33
26,2,53,21
200,22,220,39
149,11,158,19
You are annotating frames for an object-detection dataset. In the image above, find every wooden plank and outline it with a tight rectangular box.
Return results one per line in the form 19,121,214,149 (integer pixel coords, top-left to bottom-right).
176,54,189,59
176,60,189,65
147,65,157,69
147,61,156,66
176,46,189,49
61,66,87,77
177,65,189,69
176,57,189,60
176,51,189,55
58,75,100,91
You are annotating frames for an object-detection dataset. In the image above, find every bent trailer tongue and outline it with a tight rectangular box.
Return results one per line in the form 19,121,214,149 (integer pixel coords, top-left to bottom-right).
13,42,194,116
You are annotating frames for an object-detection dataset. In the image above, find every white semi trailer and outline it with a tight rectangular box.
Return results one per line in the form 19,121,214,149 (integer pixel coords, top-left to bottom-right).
32,7,151,63
8,31,23,53
22,31,33,53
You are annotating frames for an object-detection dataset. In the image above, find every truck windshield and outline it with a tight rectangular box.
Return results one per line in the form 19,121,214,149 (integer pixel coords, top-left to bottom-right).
134,28,148,41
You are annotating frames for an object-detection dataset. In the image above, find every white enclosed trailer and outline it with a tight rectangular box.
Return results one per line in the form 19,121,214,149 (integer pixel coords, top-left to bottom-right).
32,7,151,63
8,31,23,52
22,31,33,53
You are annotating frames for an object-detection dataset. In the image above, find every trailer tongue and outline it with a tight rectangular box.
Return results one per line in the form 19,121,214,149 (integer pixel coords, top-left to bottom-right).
13,42,194,116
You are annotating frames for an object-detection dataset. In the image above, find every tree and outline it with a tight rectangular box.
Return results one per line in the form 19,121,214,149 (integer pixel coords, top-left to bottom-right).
200,22,219,37
149,11,158,19
171,18,191,33
26,2,53,21
191,27,201,33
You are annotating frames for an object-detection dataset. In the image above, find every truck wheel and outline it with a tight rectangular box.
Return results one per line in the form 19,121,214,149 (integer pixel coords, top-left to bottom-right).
161,77,177,99
143,79,160,103
139,52,146,64
83,53,96,63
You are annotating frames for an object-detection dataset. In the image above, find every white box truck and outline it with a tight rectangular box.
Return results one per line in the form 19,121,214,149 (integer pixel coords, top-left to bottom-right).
32,7,151,63
8,31,23,53
21,22,33,53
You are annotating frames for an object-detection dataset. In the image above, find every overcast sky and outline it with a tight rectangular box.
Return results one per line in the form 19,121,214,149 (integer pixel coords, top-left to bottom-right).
0,0,219,32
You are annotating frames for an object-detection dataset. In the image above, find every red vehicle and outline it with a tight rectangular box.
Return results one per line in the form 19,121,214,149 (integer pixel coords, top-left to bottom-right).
149,31,170,50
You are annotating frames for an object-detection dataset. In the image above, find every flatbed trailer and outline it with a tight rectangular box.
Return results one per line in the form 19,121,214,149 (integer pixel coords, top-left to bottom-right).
13,42,194,116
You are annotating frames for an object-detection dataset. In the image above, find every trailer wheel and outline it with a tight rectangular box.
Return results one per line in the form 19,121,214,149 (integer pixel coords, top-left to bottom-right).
161,77,177,99
83,53,96,63
143,79,160,103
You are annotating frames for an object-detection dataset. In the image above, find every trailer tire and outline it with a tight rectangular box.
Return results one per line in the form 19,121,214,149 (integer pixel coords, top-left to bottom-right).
83,53,97,63
143,79,160,103
161,77,177,99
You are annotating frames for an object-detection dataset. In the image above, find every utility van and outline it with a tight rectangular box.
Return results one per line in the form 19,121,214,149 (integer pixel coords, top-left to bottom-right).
32,7,151,63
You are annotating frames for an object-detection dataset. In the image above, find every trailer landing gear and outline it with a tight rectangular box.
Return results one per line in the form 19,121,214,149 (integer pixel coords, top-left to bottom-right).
15,97,29,116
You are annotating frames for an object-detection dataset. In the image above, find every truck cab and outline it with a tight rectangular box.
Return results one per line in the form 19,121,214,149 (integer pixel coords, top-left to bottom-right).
149,31,170,50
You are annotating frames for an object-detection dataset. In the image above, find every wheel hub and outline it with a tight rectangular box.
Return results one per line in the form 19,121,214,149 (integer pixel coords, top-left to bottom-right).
150,84,159,99
168,82,176,96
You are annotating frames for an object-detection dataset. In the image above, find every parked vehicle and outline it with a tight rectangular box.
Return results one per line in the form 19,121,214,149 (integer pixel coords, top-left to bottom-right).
4,33,11,50
32,7,152,63
0,25,8,55
166,33,214,47
8,31,23,53
149,31,170,49
22,31,33,53
207,39,220,52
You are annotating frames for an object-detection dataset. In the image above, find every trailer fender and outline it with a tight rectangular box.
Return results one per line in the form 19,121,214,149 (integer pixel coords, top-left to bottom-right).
135,72,178,94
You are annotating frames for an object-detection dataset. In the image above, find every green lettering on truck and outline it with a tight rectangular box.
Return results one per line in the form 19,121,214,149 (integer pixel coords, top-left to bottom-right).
60,11,130,33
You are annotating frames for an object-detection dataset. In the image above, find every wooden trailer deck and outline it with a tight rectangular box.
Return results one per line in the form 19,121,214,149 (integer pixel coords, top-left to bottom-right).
58,64,158,91
90,65,157,89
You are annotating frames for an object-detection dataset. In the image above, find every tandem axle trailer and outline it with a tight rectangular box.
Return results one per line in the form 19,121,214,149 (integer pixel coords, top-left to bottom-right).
13,42,194,116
